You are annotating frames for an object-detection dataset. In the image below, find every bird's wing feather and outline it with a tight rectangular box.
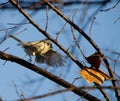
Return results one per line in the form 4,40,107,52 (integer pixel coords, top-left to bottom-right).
35,49,65,67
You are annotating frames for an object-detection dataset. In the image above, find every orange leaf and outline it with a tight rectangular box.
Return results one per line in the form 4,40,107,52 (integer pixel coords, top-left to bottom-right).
79,67,110,85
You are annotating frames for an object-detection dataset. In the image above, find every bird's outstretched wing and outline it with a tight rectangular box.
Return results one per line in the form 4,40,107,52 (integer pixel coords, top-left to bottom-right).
35,49,65,67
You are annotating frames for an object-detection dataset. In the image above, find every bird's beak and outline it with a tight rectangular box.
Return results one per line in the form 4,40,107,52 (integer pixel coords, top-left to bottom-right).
51,44,53,48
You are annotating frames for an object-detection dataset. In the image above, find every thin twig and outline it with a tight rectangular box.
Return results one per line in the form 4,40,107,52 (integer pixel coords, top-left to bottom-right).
100,0,120,12
0,51,101,101
12,81,25,100
9,0,84,69
0,26,17,31
8,0,119,100
113,17,120,24
0,1,9,8
41,1,119,100
89,17,96,37
56,22,67,40
8,22,29,25
45,5,48,31
71,10,110,101
17,87,75,101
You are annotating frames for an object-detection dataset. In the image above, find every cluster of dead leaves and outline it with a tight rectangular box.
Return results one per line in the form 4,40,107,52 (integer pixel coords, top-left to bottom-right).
79,53,110,85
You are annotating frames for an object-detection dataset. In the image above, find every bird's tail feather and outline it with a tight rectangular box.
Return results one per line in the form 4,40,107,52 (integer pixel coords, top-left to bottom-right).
9,35,25,45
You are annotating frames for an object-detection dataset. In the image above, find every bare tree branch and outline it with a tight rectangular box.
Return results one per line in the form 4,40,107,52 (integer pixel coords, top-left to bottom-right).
1,0,118,100
17,84,120,101
41,0,120,100
0,51,101,101
17,87,75,101
9,0,83,69
0,1,111,10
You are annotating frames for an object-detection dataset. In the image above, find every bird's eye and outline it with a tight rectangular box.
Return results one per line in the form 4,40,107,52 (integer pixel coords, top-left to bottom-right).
47,43,50,46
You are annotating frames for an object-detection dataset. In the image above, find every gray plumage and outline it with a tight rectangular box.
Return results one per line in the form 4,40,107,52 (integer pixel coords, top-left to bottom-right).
9,35,65,67
9,35,52,56
35,49,65,67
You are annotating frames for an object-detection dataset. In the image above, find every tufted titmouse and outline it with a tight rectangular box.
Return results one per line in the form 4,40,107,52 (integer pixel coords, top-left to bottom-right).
9,35,65,67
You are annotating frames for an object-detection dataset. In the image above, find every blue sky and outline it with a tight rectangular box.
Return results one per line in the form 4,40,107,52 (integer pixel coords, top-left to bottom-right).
0,1,120,101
